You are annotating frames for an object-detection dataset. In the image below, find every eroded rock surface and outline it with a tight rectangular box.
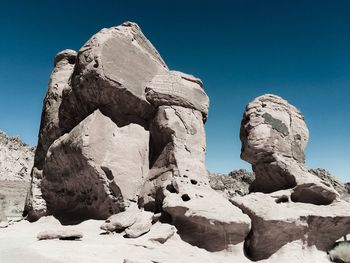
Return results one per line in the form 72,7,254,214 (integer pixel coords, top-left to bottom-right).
42,110,149,223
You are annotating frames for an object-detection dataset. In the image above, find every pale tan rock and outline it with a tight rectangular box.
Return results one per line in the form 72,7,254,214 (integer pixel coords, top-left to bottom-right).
232,190,350,260
101,208,138,232
42,110,149,223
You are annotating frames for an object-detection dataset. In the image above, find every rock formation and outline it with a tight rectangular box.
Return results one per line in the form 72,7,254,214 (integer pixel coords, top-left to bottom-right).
24,21,250,251
240,94,338,204
20,22,350,262
235,94,350,260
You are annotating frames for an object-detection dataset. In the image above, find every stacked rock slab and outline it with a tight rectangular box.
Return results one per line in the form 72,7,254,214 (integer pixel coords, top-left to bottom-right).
237,94,350,260
25,21,250,250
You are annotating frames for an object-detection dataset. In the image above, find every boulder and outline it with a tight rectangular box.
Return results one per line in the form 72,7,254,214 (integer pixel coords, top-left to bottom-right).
240,94,338,204
101,208,139,232
232,190,350,261
42,110,149,223
37,229,83,240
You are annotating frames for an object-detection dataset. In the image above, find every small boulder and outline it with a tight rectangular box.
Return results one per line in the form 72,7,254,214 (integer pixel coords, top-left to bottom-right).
144,222,176,244
37,229,83,241
125,211,153,238
101,209,139,232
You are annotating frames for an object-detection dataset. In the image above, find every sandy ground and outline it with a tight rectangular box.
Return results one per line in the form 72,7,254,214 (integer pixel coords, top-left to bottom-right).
0,216,332,263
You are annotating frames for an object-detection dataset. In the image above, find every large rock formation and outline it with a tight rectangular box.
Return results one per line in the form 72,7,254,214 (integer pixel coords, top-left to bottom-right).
24,21,250,251
237,94,350,261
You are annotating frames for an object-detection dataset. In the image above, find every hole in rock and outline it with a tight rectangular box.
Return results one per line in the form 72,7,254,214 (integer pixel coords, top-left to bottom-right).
166,184,177,193
67,56,76,64
181,194,190,202
190,179,198,185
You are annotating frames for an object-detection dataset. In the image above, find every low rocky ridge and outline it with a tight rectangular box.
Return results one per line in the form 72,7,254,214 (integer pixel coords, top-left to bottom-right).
0,130,34,182
209,169,255,199
0,131,33,221
0,22,349,263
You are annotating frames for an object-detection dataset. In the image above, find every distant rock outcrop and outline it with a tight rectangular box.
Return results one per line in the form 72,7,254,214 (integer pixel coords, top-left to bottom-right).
209,169,255,198
0,130,34,182
0,131,33,219
234,94,350,260
24,22,250,252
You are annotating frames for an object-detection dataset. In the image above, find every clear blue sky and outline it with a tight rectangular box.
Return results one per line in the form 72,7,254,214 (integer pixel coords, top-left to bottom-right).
0,0,349,181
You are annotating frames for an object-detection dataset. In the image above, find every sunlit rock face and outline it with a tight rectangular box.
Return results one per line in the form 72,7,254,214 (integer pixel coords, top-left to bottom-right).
240,94,337,204
24,21,250,251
